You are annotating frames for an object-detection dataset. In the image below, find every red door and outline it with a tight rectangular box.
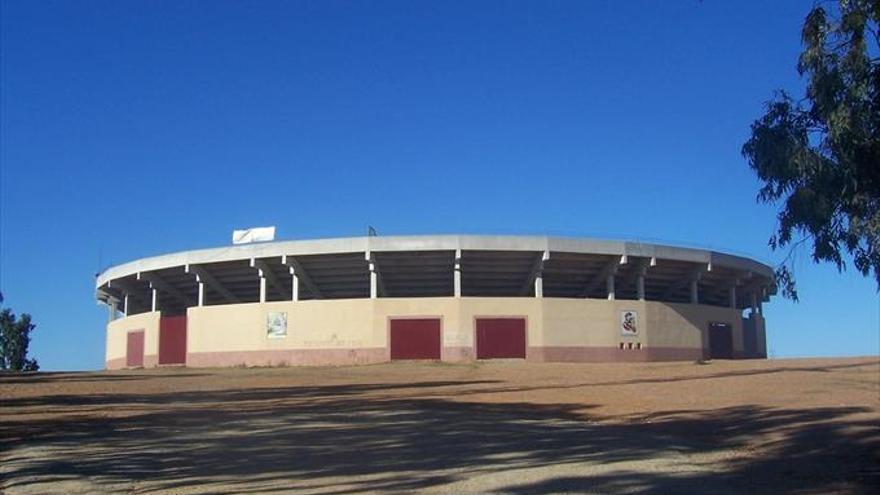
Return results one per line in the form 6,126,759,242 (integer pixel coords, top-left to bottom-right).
709,322,733,359
390,319,441,360
476,318,526,359
126,331,145,368
159,316,187,365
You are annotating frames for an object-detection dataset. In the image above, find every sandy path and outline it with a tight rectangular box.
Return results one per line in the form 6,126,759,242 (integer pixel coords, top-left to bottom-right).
1,357,878,494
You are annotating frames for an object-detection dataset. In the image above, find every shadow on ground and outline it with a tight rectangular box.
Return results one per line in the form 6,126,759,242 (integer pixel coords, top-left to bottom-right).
0,371,211,385
441,360,880,398
2,373,878,495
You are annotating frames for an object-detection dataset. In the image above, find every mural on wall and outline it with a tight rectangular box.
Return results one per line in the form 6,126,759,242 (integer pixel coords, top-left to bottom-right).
620,310,638,336
266,312,288,339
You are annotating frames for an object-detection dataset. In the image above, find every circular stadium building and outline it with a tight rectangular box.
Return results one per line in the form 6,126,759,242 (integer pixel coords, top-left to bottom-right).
95,235,774,369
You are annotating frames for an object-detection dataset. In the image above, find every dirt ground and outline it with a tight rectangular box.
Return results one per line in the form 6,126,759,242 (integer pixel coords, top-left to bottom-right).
1,357,878,494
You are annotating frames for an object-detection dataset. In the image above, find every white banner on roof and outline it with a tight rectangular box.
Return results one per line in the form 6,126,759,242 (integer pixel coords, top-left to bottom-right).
232,226,276,245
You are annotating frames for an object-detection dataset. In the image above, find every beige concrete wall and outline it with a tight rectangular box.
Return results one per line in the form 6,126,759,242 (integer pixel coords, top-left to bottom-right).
755,314,767,357
370,297,543,361
107,297,757,367
187,299,380,354
372,297,463,348
186,297,544,355
106,311,161,368
457,298,543,347
742,312,767,358
646,302,743,353
541,299,648,347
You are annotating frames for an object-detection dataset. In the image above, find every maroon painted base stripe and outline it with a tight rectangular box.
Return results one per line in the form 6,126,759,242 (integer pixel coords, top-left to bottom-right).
186,348,388,368
108,346,717,369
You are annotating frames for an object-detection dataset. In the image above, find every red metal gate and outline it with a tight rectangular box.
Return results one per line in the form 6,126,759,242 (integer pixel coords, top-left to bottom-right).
709,322,733,359
390,318,441,360
126,331,145,368
159,315,187,365
476,318,526,359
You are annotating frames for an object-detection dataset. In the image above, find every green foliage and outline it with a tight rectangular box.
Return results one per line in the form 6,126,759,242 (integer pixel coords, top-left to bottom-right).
742,0,880,300
0,307,39,372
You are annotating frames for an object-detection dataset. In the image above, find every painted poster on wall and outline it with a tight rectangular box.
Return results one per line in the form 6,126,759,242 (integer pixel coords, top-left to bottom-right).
266,312,288,339
620,310,638,336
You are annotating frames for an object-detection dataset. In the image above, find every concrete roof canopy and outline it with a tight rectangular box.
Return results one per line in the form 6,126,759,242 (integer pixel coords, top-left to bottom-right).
96,235,775,316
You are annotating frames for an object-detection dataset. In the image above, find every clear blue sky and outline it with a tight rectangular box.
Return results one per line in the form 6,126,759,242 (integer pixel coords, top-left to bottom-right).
1,0,877,370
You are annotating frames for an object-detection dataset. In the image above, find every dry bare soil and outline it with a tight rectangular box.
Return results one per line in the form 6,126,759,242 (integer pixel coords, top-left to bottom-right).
1,357,878,494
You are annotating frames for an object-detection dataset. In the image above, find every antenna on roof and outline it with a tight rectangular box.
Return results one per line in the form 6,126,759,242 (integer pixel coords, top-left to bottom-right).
368,226,378,237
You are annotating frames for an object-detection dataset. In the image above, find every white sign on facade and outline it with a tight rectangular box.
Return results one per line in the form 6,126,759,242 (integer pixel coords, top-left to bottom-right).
620,310,638,336
233,226,276,245
266,311,288,339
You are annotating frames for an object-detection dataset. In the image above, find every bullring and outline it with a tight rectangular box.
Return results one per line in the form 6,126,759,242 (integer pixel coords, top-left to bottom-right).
95,235,774,369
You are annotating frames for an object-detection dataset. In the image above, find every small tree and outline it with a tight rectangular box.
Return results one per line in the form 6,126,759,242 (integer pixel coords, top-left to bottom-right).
742,0,880,300
0,307,39,372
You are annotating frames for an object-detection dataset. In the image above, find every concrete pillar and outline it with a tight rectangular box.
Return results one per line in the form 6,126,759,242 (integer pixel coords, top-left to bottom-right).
258,272,267,303
123,294,129,316
759,286,766,314
365,251,379,299
750,292,758,315
454,249,461,298
292,273,299,301
729,285,737,309
636,273,645,301
108,298,118,322
606,274,615,300
151,288,158,312
690,279,699,304
198,282,204,307
535,250,549,298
